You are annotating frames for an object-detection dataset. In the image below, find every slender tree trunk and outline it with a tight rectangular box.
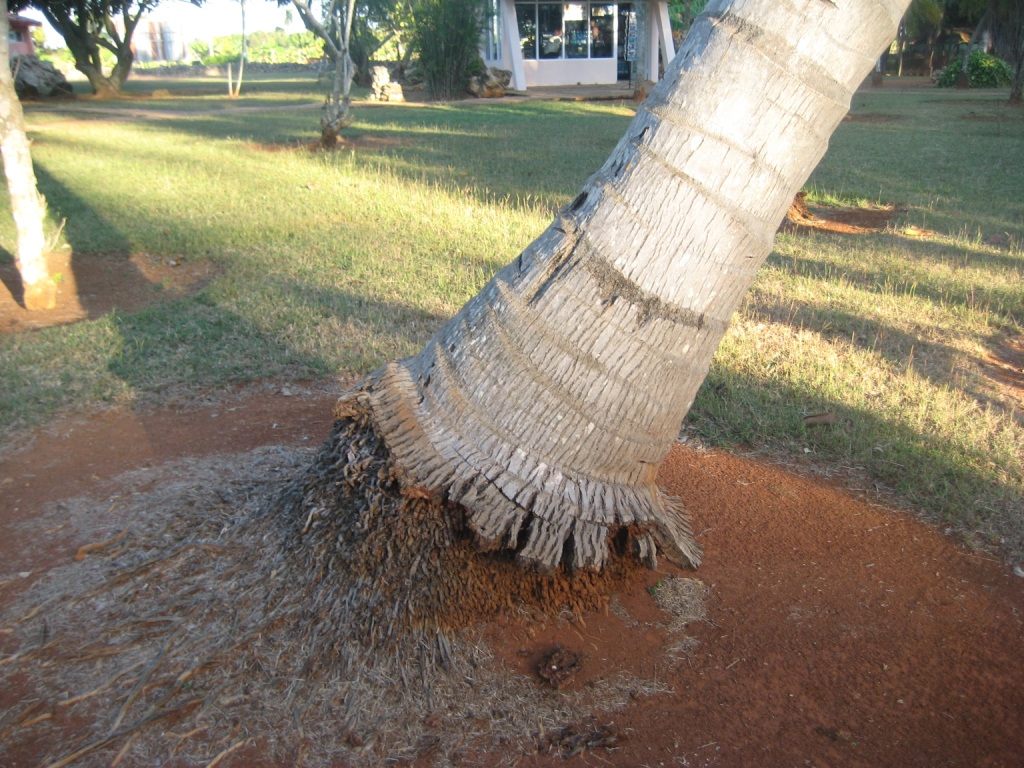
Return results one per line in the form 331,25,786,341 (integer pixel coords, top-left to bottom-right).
0,6,55,310
234,0,247,97
37,4,144,98
896,19,906,76
321,0,356,146
291,0,357,147
341,0,912,573
960,5,992,88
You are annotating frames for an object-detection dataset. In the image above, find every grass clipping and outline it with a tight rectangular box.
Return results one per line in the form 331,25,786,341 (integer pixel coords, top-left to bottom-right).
0,406,677,768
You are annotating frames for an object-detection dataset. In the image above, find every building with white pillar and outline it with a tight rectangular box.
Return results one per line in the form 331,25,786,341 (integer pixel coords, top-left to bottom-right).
482,0,675,91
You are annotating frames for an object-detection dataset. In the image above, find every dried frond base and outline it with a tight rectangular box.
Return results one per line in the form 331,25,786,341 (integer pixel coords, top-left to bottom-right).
1,420,664,767
276,404,645,664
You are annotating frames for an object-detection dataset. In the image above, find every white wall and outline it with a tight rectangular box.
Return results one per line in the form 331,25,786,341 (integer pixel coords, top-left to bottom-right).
522,58,618,87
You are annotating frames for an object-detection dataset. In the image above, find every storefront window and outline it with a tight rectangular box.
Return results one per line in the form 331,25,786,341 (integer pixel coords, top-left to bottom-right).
538,3,563,59
483,0,502,60
590,4,614,58
518,3,537,59
563,3,588,59
516,1,616,60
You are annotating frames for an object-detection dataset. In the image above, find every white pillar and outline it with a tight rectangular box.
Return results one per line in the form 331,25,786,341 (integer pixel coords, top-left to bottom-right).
647,0,675,83
501,0,528,91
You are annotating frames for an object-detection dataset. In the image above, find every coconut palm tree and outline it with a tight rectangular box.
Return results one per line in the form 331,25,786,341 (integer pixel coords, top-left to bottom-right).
297,0,913,588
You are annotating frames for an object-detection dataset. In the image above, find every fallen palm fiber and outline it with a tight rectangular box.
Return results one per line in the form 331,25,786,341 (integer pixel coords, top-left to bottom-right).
1,425,671,767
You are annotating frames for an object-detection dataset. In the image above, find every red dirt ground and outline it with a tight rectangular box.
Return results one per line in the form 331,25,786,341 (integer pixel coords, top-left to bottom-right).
2,390,1022,767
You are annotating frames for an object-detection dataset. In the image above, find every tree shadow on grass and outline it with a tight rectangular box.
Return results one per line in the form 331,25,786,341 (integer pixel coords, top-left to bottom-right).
104,280,446,401
0,165,217,333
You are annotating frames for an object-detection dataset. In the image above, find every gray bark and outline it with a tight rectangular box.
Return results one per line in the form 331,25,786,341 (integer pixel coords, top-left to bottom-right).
292,0,357,145
37,1,150,98
0,5,54,309
344,0,912,573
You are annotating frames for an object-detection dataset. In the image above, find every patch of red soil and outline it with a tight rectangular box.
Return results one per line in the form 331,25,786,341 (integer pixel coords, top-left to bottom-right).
497,448,1024,767
0,250,213,332
2,393,1023,767
780,192,904,235
0,391,338,564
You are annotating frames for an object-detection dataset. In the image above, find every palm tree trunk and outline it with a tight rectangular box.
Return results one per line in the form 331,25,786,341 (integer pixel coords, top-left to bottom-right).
340,0,912,574
0,5,54,310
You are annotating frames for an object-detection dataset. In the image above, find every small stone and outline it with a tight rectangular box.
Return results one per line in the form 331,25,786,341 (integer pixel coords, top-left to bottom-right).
537,646,584,689
1013,565,1024,578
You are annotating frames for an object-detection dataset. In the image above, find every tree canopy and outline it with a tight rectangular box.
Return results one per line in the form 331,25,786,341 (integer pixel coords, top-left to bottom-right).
21,0,199,97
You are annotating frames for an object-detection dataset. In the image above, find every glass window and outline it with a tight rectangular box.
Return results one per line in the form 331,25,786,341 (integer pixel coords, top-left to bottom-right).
483,0,502,60
538,3,563,59
517,3,537,59
516,2,618,61
563,3,588,59
590,4,614,58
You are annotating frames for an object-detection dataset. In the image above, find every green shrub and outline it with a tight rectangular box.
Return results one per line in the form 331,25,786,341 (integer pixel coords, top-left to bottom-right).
937,50,1013,88
412,0,484,100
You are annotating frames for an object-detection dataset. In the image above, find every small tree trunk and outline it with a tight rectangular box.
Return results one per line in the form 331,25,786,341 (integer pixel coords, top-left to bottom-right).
234,0,247,97
872,54,885,85
1011,55,1023,103
0,6,54,310
896,20,905,76
319,0,357,147
954,8,987,88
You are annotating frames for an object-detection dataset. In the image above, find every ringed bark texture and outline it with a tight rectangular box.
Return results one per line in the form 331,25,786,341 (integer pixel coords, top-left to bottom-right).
349,0,910,573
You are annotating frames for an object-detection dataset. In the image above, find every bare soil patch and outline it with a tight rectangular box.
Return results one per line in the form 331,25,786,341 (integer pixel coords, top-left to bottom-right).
780,192,904,235
0,250,214,333
1,391,1022,767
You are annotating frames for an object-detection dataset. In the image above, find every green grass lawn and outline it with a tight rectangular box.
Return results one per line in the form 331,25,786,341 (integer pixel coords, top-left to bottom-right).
2,73,1023,563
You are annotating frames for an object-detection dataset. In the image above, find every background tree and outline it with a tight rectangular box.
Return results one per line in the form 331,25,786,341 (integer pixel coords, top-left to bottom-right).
1,2,55,309
348,0,416,84
905,0,948,75
410,0,483,100
990,0,1024,101
228,0,247,96
669,0,710,40
289,0,358,146
23,0,192,98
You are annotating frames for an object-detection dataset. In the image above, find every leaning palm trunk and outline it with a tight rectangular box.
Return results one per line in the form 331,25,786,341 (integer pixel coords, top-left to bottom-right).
345,0,909,573
0,5,54,310
336,0,910,574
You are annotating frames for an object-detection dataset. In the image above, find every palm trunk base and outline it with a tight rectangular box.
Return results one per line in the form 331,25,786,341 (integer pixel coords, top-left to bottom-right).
276,400,643,660
342,363,702,576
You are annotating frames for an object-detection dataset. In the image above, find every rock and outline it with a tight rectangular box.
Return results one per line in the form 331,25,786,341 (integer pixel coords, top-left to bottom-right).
368,65,404,102
468,67,512,98
11,55,74,99
537,645,585,689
